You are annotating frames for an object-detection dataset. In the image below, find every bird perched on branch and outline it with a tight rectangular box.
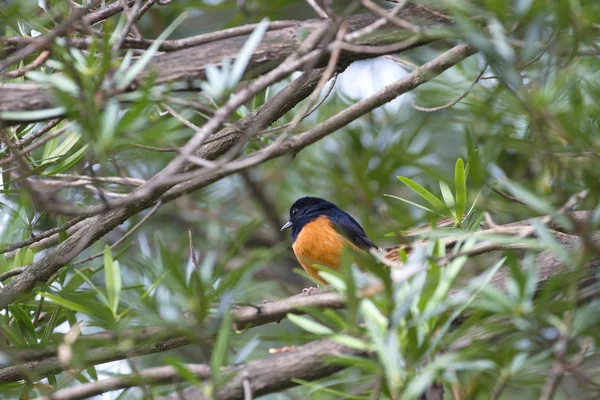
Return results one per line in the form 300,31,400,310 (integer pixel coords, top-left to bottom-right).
281,196,377,290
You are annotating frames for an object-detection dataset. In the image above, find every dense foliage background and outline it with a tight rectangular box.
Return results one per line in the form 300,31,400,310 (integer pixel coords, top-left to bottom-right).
1,0,599,399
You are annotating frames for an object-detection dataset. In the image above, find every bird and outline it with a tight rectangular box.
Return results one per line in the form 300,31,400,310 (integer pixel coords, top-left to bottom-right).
281,196,377,288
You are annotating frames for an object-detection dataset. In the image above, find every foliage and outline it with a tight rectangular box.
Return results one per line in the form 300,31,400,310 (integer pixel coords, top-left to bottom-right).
0,0,599,399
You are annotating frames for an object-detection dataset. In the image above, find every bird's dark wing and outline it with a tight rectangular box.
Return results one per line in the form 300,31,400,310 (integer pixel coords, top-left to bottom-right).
328,211,376,250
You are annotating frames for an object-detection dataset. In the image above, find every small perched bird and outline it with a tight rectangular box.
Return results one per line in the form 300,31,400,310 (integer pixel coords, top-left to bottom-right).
281,196,376,284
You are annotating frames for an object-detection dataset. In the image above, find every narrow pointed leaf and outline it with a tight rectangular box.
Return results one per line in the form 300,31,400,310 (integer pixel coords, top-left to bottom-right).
455,158,467,222
397,177,446,211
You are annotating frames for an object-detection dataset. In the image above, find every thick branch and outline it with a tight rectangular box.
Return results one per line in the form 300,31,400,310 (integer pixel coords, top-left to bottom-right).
37,339,366,400
161,44,477,202
0,335,189,384
0,6,450,121
186,339,368,400
39,364,210,400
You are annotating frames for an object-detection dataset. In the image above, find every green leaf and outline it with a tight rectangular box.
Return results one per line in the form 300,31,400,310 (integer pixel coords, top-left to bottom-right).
104,246,122,315
287,314,334,335
502,180,572,230
532,221,571,264
398,177,446,211
42,144,88,176
0,107,66,122
8,305,37,345
41,135,61,163
42,132,81,167
502,180,554,214
330,334,371,350
360,299,388,332
439,181,456,219
114,389,132,400
25,71,79,95
232,336,261,365
383,194,438,214
117,13,188,90
165,356,202,384
100,99,120,144
455,158,467,222
22,248,34,265
41,292,95,314
318,271,347,292
86,365,98,381
72,268,110,307
573,300,600,336
211,310,233,378
229,18,270,88
424,257,506,358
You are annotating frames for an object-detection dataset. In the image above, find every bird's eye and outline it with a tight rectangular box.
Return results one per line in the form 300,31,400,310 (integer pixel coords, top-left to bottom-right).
291,208,298,217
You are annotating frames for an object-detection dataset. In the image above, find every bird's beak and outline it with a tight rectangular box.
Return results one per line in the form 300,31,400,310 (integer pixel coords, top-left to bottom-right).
280,221,292,231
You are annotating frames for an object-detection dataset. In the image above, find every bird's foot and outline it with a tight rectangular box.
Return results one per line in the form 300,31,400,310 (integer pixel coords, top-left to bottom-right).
302,286,318,295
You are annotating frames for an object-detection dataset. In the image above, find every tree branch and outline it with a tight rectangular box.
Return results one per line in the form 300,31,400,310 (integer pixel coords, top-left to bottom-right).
35,339,367,400
0,6,450,122
0,335,189,384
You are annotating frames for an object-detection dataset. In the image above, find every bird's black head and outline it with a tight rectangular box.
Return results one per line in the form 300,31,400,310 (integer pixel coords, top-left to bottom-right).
281,196,339,242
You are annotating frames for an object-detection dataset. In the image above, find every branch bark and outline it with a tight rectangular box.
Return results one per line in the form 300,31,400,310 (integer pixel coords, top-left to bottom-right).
35,339,367,400
0,335,189,384
0,43,475,308
0,5,450,122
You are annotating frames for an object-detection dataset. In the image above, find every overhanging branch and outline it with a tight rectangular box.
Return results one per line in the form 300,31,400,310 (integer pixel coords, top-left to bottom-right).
0,5,451,122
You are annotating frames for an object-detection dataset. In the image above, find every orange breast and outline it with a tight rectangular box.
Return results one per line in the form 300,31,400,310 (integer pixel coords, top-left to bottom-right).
292,216,351,283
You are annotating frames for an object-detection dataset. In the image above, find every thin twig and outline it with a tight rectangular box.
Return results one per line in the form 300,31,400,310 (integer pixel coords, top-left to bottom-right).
361,0,417,32
0,267,27,283
259,74,338,136
112,0,143,52
134,0,158,23
338,35,424,55
486,182,527,204
0,215,89,255
273,21,347,139
305,0,329,18
188,229,199,269
0,124,71,167
48,174,146,186
3,50,51,78
539,313,571,400
242,369,253,400
383,54,419,70
345,0,407,41
14,118,63,149
132,143,178,152
166,97,215,116
412,63,488,112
